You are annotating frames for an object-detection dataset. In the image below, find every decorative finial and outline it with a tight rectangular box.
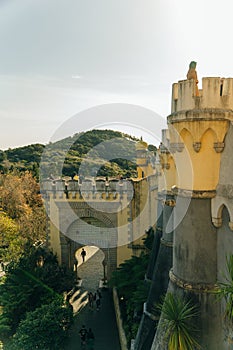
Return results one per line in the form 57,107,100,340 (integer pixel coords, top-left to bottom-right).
188,61,197,70
186,61,199,96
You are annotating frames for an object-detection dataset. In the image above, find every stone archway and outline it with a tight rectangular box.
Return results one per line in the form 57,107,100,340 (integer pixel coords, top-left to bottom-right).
75,246,106,290
60,216,117,280
75,246,100,267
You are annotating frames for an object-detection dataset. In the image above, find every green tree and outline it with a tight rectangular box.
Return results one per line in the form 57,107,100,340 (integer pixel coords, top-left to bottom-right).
0,211,24,261
0,172,46,251
109,228,154,343
0,247,75,337
110,252,151,343
6,299,73,350
110,254,149,300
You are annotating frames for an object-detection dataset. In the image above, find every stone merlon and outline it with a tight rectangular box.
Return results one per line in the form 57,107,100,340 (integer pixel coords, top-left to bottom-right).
171,77,233,114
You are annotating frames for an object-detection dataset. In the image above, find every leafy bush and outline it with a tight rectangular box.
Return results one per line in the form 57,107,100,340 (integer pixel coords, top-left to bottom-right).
0,246,75,338
5,299,73,350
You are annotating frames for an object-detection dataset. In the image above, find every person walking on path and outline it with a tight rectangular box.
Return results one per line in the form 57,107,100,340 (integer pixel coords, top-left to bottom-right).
79,325,88,348
81,248,87,262
94,290,101,311
88,291,94,309
96,289,102,300
87,328,95,349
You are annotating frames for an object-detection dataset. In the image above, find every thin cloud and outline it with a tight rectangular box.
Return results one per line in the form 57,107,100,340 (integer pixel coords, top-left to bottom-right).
71,75,83,80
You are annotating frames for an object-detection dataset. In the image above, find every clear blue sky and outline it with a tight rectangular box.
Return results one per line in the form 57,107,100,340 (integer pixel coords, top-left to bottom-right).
1,0,233,149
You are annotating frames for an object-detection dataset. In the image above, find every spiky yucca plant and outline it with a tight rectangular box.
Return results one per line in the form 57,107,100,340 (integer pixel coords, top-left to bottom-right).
158,293,201,350
218,254,233,321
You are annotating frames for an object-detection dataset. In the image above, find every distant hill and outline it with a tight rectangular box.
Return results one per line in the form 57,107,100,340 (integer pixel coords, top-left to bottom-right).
0,129,154,180
0,144,45,178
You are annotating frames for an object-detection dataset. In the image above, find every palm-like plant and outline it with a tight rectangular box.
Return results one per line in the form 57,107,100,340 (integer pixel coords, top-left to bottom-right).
218,254,233,321
158,293,201,350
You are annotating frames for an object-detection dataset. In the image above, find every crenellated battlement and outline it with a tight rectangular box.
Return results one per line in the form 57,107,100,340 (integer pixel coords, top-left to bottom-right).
41,179,133,201
47,191,130,201
171,77,233,114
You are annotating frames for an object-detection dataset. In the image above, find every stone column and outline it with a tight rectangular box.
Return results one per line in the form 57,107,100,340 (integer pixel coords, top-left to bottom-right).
151,193,222,350
134,194,174,350
145,197,163,281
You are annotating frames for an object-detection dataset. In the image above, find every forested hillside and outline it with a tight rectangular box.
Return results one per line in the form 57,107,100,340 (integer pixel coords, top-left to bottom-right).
0,129,144,179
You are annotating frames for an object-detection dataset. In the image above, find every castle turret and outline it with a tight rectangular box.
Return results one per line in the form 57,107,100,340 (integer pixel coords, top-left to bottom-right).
136,140,155,179
151,63,232,350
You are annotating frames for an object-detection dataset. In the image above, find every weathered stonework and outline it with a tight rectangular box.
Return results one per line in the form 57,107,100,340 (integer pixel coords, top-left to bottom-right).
148,71,233,350
135,67,233,350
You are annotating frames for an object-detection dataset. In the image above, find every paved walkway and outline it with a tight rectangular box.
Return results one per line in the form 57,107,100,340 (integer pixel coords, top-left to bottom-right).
64,248,121,350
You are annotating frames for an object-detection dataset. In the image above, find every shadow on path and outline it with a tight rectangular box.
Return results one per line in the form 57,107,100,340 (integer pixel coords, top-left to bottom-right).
65,249,121,350
77,248,104,291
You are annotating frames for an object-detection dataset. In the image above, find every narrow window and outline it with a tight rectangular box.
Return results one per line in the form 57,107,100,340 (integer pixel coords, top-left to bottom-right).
220,81,223,96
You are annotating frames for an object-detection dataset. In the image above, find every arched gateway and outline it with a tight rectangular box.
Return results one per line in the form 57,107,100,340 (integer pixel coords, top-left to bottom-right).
41,177,157,280
59,210,118,280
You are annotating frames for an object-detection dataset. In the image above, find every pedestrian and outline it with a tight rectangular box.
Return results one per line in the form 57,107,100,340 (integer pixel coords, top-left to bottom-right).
96,289,102,300
88,291,94,309
87,328,95,350
81,248,87,262
79,325,88,347
96,297,101,311
93,291,96,303
95,291,101,311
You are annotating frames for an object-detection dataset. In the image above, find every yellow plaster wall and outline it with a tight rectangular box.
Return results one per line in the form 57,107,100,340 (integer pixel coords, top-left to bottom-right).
159,151,176,192
117,244,133,266
168,119,229,191
136,141,155,179
116,197,129,248
137,162,154,179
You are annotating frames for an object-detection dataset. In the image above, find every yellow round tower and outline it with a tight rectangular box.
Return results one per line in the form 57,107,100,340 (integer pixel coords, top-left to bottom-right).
169,64,230,192
136,139,155,178
152,63,233,350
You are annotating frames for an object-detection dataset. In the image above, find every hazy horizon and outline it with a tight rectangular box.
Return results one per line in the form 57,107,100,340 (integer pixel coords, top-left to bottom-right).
1,0,233,149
